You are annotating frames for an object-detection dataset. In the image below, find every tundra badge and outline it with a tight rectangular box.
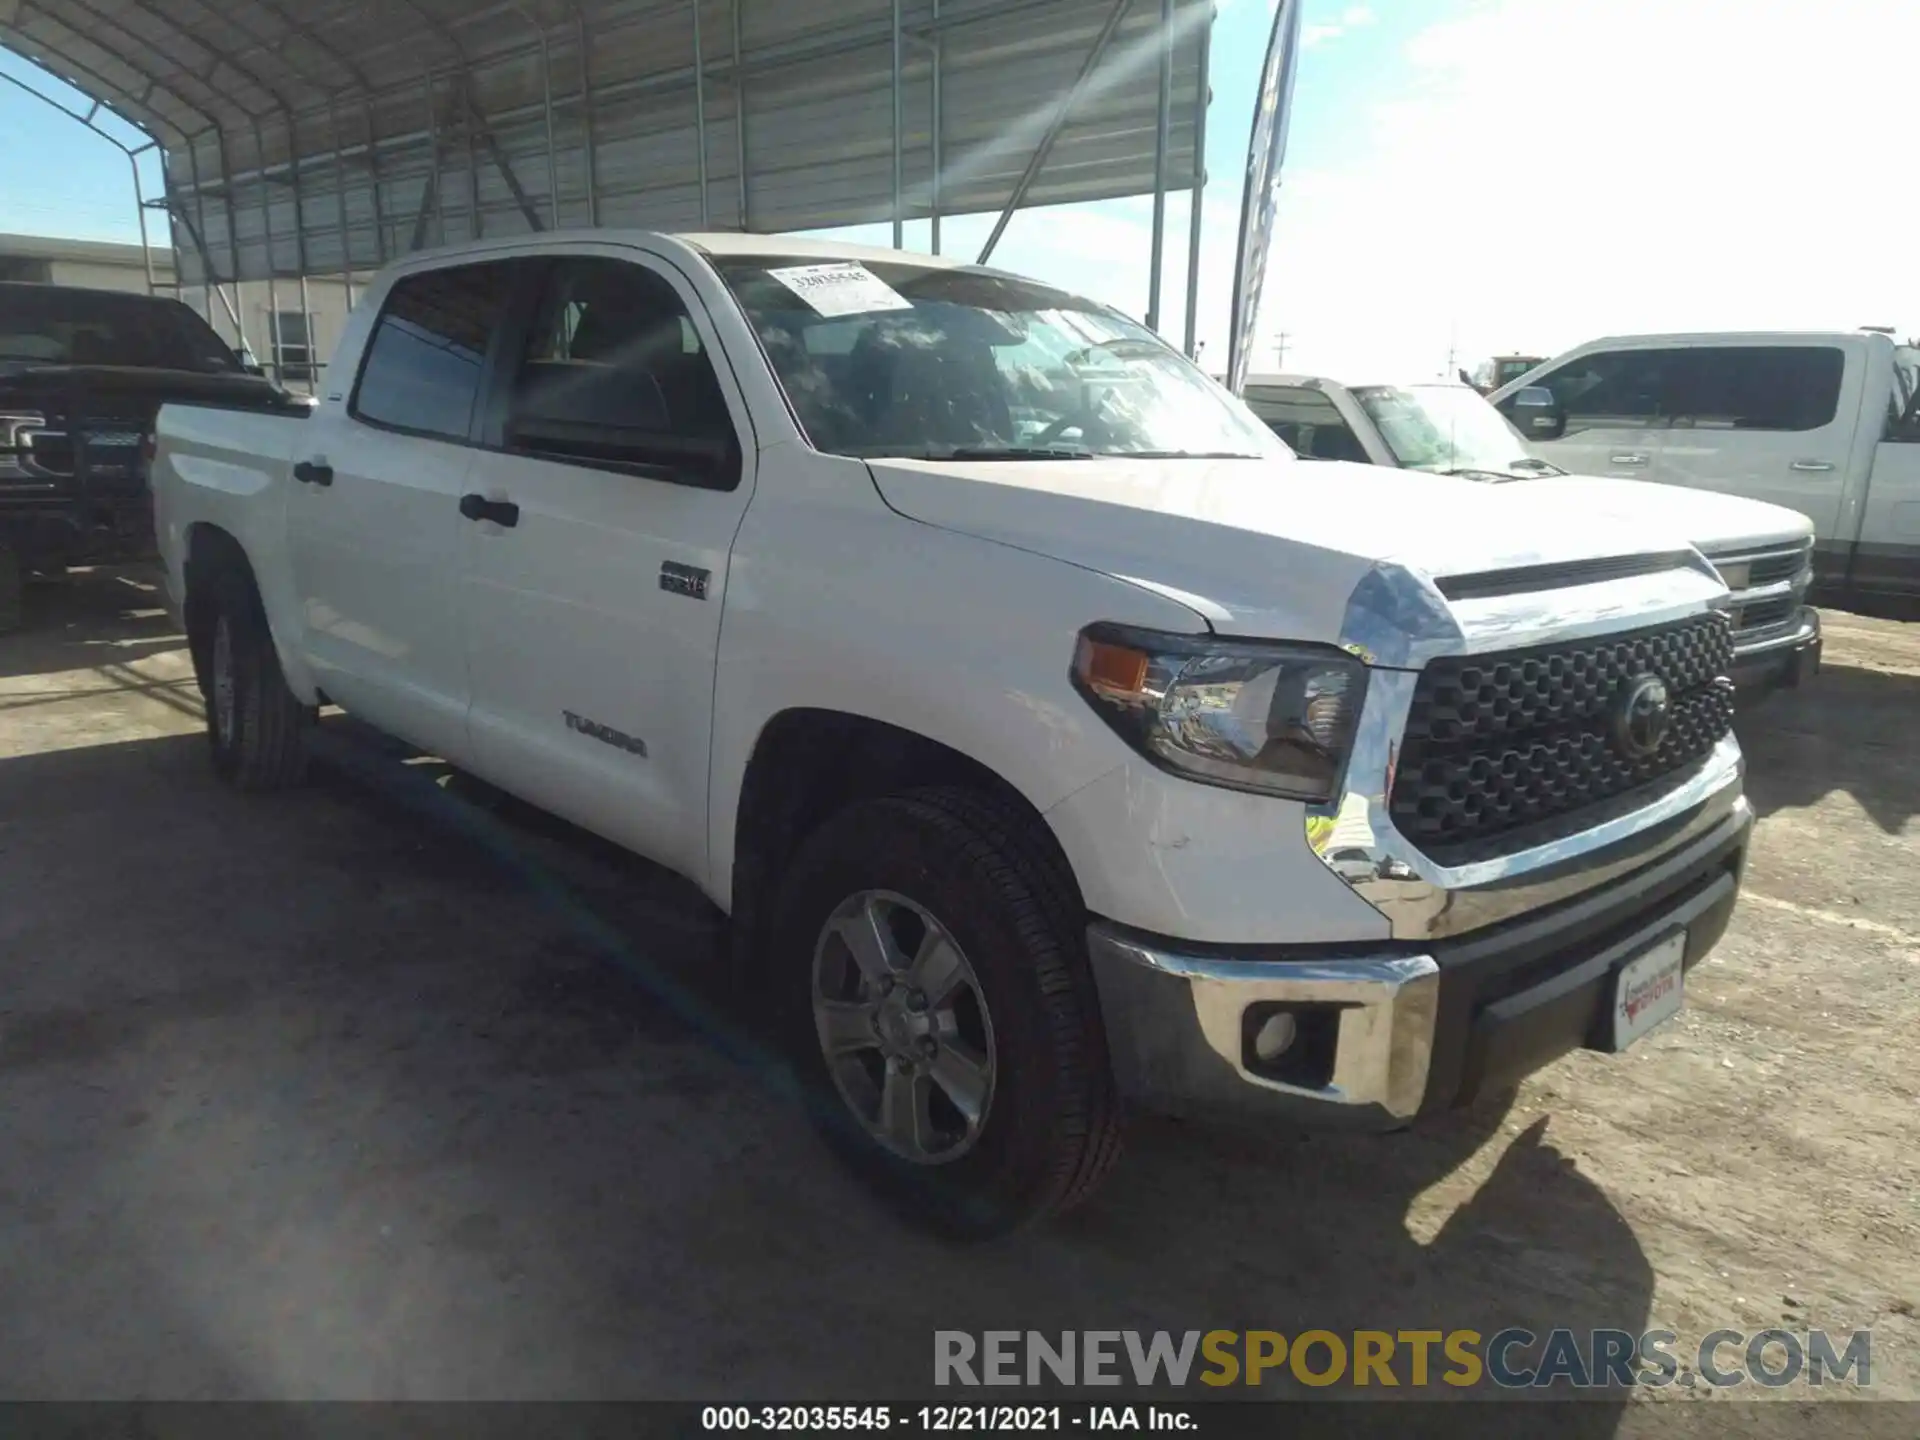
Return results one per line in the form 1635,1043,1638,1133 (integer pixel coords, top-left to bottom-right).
564,710,648,757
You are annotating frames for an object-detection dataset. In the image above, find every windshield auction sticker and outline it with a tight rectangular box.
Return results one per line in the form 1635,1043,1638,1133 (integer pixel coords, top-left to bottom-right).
768,262,914,318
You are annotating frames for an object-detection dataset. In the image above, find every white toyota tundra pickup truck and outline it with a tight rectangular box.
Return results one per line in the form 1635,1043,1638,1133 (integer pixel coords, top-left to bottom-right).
152,232,1753,1236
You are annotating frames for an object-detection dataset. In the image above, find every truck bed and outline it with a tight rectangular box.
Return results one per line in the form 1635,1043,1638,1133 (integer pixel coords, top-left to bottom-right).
151,401,315,625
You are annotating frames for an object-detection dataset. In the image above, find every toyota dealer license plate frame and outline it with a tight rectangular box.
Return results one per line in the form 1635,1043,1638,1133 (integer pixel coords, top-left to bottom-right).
1608,930,1687,1051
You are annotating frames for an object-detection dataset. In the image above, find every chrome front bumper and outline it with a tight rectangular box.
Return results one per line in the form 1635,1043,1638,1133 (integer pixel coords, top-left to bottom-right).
1087,797,1753,1128
1087,931,1440,1122
1731,605,1821,692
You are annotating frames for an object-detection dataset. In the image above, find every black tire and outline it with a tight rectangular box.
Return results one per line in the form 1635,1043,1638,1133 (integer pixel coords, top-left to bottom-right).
0,545,22,634
770,785,1124,1238
198,560,311,790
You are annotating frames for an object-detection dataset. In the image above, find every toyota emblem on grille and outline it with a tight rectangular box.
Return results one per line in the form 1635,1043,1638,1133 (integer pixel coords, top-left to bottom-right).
1611,674,1671,759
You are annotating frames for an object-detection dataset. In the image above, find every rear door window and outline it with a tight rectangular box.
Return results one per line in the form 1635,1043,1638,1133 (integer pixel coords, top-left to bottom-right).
351,261,521,442
1663,346,1845,432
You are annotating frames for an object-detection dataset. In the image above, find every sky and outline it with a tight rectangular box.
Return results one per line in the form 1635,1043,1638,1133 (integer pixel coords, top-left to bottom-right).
2,0,1915,379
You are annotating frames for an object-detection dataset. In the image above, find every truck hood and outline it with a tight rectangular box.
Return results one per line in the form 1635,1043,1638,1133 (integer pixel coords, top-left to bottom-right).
866,456,1705,645
1517,473,1814,554
0,364,283,408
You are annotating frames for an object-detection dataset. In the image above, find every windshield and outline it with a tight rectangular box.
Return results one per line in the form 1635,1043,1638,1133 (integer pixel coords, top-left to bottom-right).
713,256,1284,461
1351,383,1539,475
0,287,241,373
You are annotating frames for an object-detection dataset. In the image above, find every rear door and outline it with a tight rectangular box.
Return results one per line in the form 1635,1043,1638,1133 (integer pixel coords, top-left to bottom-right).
285,259,521,761
456,248,758,879
1645,342,1858,538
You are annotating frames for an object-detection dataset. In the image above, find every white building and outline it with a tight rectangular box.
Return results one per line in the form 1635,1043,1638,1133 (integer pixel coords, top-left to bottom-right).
0,231,353,395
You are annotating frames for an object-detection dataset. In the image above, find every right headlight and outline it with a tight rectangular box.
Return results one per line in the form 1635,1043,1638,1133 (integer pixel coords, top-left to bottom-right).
1069,622,1368,803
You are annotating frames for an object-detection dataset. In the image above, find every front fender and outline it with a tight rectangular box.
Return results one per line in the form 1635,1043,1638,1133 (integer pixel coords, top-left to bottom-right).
706,451,1207,909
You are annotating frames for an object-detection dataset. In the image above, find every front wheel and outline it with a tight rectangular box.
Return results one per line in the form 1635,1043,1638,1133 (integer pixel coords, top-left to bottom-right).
771,787,1123,1237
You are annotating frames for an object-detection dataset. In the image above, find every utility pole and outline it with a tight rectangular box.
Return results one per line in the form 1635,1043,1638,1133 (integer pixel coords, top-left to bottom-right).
1272,330,1290,369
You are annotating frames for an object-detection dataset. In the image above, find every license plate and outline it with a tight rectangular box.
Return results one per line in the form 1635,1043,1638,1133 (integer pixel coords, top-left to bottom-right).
1610,931,1686,1050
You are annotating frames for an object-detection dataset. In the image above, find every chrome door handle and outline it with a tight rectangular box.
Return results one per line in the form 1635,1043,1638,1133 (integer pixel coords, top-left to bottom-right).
1610,453,1648,466
1790,460,1835,473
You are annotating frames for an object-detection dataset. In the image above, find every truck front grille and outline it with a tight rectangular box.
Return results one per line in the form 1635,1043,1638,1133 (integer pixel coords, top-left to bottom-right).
1389,612,1734,863
1714,540,1812,590
20,413,151,493
1737,595,1798,632
1704,539,1812,648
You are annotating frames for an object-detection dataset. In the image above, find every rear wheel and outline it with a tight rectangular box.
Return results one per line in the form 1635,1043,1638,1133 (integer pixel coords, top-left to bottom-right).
771,787,1123,1238
198,563,311,790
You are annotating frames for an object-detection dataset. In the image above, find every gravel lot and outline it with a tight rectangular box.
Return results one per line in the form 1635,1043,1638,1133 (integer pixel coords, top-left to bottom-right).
0,567,1914,1422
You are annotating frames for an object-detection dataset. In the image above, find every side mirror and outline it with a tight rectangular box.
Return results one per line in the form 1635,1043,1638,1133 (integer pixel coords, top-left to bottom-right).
1501,385,1565,441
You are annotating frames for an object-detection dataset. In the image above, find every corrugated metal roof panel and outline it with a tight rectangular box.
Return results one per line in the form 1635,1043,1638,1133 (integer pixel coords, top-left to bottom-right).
4,0,1209,287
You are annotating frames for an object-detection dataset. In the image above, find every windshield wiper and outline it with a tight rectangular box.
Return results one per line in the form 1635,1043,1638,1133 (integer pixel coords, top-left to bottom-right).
1435,466,1528,483
1505,456,1566,475
941,445,1095,460
1119,450,1264,460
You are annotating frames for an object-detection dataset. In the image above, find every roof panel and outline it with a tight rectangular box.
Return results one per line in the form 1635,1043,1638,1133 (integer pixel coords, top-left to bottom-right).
3,0,1212,288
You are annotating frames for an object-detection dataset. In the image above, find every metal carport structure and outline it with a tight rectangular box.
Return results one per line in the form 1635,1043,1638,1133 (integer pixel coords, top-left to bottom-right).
0,0,1215,359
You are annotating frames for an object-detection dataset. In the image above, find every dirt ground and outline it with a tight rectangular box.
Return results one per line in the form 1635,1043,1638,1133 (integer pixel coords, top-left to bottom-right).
0,567,1914,1421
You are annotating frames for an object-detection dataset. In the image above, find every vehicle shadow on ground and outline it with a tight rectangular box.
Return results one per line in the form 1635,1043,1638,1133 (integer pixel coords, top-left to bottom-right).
0,564,183,683
1736,659,1920,833
0,724,1654,1420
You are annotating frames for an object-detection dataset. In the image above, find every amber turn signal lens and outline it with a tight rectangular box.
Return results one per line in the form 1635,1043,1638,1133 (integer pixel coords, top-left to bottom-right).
1074,636,1150,697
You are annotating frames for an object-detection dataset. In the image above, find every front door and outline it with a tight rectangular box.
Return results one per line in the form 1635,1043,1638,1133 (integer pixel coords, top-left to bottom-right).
285,259,521,761
1516,345,1677,483
457,249,758,880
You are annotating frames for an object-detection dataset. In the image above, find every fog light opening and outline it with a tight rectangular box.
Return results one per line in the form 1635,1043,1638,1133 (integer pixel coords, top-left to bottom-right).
1242,1002,1345,1090
1252,1011,1298,1064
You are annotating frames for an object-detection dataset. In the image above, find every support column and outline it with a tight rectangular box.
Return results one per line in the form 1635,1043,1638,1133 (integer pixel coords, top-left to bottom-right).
1183,5,1211,360
1146,0,1173,333
692,0,711,225
890,0,904,249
